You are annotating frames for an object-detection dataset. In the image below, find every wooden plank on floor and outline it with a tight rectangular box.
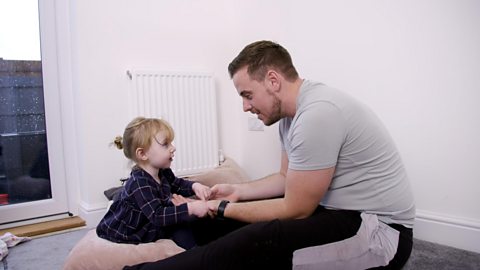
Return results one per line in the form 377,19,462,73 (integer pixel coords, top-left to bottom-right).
0,216,86,237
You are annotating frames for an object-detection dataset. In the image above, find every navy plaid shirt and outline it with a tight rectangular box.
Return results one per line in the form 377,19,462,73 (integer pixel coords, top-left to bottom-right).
96,167,196,244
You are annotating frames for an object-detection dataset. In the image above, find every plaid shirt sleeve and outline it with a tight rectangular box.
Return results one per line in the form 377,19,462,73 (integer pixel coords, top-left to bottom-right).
161,168,196,197
131,171,193,227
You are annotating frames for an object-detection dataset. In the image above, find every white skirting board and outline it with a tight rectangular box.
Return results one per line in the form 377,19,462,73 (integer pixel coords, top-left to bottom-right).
414,209,480,253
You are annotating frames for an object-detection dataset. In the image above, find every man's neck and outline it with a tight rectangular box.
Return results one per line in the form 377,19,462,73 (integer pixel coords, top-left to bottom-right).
281,78,304,118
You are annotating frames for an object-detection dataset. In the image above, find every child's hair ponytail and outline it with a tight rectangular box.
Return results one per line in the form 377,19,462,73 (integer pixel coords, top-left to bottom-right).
113,136,123,150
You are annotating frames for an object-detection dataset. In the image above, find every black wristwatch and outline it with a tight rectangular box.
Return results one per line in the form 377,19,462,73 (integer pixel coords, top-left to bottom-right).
217,200,230,219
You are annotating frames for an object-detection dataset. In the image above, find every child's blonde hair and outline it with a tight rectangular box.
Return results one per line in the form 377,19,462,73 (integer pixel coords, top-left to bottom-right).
113,117,174,163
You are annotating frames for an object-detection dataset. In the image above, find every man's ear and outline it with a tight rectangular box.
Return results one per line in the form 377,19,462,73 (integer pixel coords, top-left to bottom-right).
266,70,281,92
135,147,148,161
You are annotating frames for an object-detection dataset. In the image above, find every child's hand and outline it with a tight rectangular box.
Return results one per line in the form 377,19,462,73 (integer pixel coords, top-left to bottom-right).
187,200,209,218
171,194,194,206
192,183,212,201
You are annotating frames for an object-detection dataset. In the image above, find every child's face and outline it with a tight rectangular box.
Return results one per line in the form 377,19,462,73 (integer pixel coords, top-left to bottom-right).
145,132,176,169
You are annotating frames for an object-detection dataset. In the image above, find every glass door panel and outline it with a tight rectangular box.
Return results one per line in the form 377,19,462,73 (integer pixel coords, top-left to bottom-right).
0,59,51,205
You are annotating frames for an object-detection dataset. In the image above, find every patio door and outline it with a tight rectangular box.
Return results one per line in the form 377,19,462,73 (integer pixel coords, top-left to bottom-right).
0,0,70,227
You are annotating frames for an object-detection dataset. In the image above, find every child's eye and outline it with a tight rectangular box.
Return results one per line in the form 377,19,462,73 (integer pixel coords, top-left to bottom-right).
153,136,169,147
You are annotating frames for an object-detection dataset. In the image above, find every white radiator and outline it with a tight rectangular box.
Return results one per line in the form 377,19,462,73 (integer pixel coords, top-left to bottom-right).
127,70,219,176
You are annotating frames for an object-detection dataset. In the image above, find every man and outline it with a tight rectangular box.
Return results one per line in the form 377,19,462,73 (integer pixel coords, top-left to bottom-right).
125,40,415,270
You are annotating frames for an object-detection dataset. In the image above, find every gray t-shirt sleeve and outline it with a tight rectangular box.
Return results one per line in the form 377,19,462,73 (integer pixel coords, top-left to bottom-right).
285,101,347,171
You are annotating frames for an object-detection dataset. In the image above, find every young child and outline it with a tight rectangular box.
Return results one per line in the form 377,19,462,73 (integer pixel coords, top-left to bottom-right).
96,117,211,249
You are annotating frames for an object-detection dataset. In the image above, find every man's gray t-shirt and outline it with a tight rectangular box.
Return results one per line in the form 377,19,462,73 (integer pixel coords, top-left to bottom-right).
279,80,415,227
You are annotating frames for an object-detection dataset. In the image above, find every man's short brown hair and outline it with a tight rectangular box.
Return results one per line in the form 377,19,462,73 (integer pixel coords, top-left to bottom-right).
228,40,299,82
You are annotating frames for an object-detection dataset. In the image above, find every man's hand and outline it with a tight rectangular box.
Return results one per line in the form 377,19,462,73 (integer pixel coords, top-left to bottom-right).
210,184,239,202
207,200,222,218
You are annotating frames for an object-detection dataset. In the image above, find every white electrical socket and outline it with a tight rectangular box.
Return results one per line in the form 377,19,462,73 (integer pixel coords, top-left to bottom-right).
248,117,264,131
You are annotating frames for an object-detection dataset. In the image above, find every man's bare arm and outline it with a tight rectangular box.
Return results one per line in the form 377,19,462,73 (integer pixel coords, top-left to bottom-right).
221,166,334,223
210,151,288,202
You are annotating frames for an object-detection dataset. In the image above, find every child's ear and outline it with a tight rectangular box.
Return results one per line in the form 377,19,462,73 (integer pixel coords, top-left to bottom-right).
135,148,148,161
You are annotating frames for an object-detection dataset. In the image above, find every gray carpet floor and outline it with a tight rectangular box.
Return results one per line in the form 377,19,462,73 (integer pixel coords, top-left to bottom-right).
1,228,480,270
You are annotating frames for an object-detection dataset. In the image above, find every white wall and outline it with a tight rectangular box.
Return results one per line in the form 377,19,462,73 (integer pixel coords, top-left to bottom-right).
62,0,480,252
67,0,245,223
278,0,480,252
